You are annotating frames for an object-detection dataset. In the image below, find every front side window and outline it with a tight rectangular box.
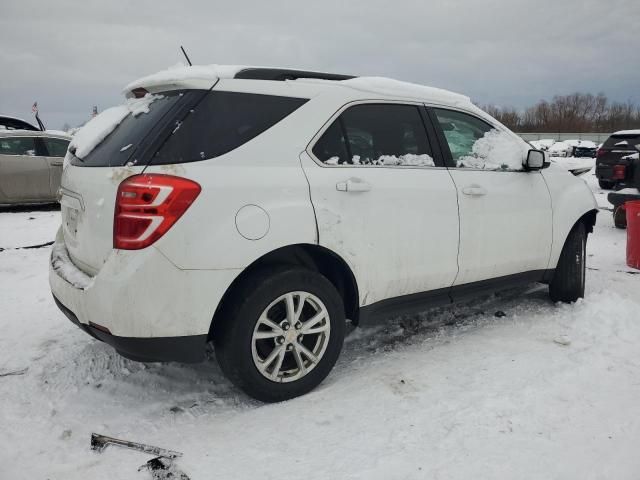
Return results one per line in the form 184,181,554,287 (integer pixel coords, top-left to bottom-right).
0,137,37,156
433,109,525,171
43,138,70,157
313,104,435,167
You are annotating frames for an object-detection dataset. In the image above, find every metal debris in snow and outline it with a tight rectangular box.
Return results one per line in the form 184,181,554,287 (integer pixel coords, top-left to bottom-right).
0,367,28,377
91,433,188,479
139,456,190,480
91,433,182,459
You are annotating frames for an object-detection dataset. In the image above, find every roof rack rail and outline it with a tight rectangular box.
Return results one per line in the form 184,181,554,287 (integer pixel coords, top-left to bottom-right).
234,68,355,82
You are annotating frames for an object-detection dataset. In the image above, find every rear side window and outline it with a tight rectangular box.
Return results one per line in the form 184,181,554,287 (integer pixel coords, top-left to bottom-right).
312,104,434,166
43,138,70,157
0,137,37,156
312,120,349,165
152,91,308,165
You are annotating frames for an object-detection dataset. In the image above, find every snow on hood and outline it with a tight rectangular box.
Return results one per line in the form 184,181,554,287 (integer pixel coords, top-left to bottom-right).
531,139,556,149
548,141,570,152
123,64,250,93
68,94,163,161
342,76,470,104
564,139,597,148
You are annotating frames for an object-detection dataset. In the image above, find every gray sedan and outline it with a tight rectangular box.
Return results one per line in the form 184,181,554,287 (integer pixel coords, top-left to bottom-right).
0,130,70,205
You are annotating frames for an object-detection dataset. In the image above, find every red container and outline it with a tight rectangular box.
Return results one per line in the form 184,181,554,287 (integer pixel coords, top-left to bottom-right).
626,200,640,270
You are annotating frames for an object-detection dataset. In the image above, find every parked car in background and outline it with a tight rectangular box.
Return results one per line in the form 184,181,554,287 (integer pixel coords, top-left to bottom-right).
548,141,570,157
0,130,71,205
565,139,597,158
50,65,597,402
0,115,40,131
596,130,640,189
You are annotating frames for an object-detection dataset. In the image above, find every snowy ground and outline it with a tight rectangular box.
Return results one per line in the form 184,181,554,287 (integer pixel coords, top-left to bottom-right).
1,170,639,480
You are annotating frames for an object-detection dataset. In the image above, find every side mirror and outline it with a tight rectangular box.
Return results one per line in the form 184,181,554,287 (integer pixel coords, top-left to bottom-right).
525,149,545,171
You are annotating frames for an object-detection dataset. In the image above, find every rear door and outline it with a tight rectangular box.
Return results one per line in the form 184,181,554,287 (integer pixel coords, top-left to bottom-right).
41,137,70,197
301,102,460,306
0,135,51,202
428,107,552,287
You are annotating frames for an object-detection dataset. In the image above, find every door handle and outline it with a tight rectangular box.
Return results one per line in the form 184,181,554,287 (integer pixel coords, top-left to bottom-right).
51,161,63,166
336,178,372,193
461,185,487,196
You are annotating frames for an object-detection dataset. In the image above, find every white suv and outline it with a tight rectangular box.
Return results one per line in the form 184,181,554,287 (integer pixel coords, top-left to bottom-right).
50,66,598,402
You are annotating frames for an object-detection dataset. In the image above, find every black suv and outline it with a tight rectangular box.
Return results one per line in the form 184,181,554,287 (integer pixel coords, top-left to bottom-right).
596,130,640,189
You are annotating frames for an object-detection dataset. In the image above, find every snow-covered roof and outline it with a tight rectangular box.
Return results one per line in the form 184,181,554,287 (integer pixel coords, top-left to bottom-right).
0,129,71,139
123,64,471,106
613,129,640,136
340,76,469,104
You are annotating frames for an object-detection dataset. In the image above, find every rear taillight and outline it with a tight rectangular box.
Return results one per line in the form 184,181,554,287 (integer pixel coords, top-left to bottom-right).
613,164,627,180
114,174,201,250
596,148,606,158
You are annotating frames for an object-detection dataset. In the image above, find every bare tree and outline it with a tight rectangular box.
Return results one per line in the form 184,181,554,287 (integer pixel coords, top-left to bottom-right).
479,93,640,132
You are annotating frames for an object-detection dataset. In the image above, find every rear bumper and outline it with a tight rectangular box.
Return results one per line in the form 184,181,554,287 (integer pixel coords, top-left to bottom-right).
49,228,241,360
53,295,207,363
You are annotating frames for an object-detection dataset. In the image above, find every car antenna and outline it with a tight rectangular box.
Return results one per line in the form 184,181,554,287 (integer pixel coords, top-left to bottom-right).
180,46,192,66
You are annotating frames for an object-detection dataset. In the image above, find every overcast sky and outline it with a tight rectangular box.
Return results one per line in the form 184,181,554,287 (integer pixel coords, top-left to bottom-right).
1,0,638,129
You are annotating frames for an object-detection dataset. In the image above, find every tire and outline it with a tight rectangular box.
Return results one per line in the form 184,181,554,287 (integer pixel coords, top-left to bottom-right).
213,266,345,402
549,222,587,303
613,205,627,229
598,179,615,190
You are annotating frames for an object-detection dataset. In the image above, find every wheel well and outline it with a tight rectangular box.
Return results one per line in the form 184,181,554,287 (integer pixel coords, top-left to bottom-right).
209,244,360,340
579,209,598,234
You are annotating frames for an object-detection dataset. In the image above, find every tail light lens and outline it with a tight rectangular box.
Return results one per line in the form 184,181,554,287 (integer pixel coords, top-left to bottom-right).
596,148,606,158
114,174,201,250
613,164,626,180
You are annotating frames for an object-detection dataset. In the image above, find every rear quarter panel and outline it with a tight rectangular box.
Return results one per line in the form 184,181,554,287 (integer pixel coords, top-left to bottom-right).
145,102,324,270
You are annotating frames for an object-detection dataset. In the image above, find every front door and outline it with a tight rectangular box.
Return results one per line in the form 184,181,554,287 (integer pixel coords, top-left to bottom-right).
428,107,553,287
301,102,460,306
0,136,51,202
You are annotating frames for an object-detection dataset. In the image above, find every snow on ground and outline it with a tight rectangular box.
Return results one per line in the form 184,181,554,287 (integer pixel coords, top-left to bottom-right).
1,171,639,479
0,205,58,248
